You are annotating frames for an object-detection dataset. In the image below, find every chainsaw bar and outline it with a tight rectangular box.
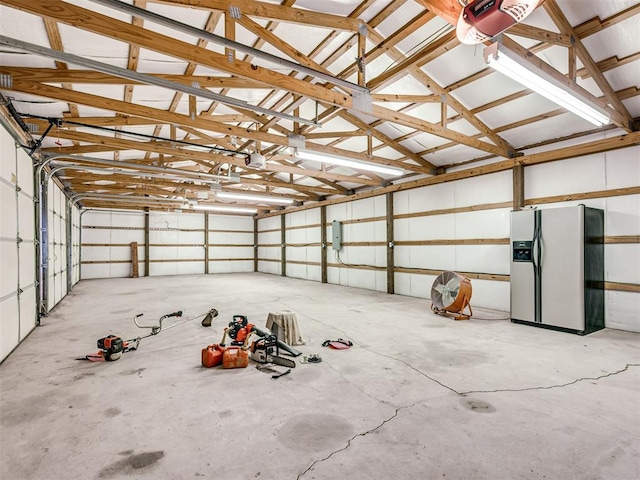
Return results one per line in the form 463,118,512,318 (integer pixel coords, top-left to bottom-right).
268,354,296,368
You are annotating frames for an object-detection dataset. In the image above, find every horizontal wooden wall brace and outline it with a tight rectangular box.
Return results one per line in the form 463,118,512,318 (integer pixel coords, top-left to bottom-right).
285,224,323,231
604,282,640,293
604,235,640,244
395,239,509,246
394,267,510,282
82,258,252,264
394,201,512,220
526,186,640,205
282,260,321,267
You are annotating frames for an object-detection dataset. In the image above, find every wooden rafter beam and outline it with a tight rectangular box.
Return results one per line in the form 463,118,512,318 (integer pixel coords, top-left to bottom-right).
339,111,437,172
39,127,383,186
150,0,362,31
0,67,268,88
0,0,353,110
507,23,571,46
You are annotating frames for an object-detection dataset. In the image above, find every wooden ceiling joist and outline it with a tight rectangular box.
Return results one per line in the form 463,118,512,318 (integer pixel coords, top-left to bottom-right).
0,0,636,214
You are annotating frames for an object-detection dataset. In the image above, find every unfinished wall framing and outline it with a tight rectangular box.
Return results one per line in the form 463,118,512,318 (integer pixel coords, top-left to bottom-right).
256,140,640,333
81,210,254,279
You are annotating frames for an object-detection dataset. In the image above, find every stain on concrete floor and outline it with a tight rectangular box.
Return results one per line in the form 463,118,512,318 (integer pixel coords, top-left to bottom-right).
278,414,354,452
98,451,164,478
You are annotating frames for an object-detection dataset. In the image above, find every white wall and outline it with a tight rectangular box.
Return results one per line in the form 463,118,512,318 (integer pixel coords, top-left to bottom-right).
1,125,36,362
285,209,322,282
81,210,145,279
208,214,253,273
395,171,512,310
81,210,254,279
327,196,388,292
257,215,281,275
149,212,204,276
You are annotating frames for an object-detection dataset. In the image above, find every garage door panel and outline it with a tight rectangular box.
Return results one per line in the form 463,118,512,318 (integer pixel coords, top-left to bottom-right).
1,182,17,234
18,194,35,240
0,295,19,363
0,242,18,298
19,286,36,341
18,242,35,288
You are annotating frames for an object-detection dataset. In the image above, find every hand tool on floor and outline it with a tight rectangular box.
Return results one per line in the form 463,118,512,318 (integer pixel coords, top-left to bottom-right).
256,364,291,379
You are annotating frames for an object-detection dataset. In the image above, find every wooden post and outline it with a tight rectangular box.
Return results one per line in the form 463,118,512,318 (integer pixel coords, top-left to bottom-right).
320,205,327,283
513,164,525,210
204,212,209,274
144,207,150,276
253,217,258,272
130,242,139,278
386,192,395,294
281,214,286,277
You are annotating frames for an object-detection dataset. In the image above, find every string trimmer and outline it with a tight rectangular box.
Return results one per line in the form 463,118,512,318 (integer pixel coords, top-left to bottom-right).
77,309,214,362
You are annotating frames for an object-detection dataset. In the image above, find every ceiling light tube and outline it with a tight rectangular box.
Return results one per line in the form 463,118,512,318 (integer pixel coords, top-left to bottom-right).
216,192,293,205
296,150,404,177
192,205,257,214
483,43,609,127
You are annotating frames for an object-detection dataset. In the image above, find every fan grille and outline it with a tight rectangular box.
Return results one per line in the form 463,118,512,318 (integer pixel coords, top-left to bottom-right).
431,271,461,309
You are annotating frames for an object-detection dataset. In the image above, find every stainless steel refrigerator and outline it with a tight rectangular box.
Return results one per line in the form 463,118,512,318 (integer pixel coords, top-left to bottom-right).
510,205,604,335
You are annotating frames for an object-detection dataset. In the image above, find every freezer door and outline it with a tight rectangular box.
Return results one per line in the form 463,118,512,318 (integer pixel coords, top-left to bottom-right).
510,210,535,323
540,206,585,330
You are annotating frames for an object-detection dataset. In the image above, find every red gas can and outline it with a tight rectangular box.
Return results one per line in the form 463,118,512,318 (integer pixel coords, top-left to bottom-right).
222,346,249,369
201,344,225,368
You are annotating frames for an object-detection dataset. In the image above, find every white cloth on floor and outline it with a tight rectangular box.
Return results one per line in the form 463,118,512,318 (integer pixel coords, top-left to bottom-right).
266,311,304,346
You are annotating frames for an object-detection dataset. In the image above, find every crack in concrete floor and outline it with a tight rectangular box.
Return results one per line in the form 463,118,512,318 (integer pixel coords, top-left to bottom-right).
459,363,640,395
273,299,638,479
295,347,637,478
296,401,420,480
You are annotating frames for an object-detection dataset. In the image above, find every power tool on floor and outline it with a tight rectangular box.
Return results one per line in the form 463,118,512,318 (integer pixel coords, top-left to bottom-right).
77,310,183,362
223,314,302,357
250,334,296,369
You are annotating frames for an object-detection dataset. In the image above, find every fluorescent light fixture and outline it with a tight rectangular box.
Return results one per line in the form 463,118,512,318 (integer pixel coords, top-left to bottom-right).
483,43,609,127
191,204,257,214
296,150,404,177
216,192,294,205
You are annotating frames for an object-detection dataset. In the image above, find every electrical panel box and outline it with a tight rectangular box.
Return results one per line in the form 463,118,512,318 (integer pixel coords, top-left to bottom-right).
332,220,342,251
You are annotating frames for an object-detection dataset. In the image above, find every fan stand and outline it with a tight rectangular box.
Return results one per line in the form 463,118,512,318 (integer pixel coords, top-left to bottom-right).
431,295,473,321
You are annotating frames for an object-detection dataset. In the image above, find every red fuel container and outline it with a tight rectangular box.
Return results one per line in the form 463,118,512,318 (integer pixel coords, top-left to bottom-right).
222,346,248,369
202,344,225,368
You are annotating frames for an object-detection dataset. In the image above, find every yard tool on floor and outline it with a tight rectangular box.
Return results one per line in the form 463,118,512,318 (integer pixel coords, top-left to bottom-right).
78,308,215,362
250,334,296,369
201,309,219,327
224,315,302,357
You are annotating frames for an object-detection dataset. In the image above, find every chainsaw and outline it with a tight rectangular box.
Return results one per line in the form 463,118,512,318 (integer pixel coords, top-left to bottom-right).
250,334,296,369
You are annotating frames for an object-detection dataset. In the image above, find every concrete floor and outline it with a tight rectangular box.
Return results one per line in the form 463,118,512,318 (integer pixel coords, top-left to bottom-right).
1,273,638,480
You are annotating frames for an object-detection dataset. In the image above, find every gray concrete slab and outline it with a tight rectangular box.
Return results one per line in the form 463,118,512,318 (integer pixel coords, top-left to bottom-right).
1,273,638,480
